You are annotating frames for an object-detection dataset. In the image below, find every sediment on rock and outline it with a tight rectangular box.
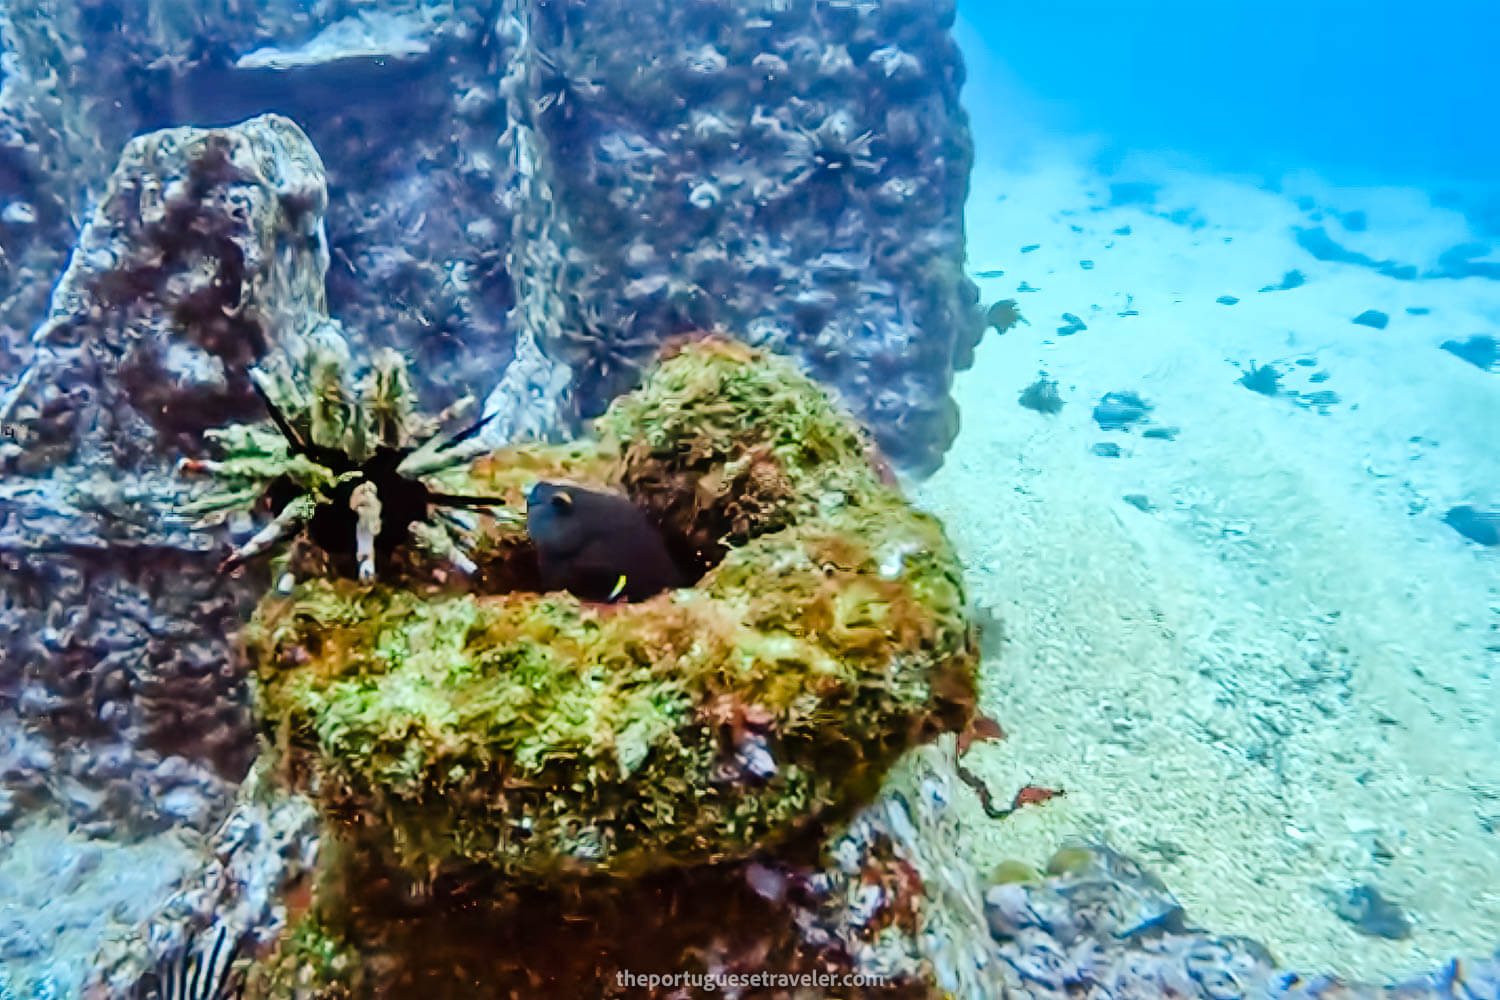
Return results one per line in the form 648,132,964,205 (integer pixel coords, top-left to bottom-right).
0,114,330,840
495,0,983,472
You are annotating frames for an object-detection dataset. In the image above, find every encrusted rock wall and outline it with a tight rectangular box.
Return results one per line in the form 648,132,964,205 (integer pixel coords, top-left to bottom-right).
0,114,328,835
1,0,514,417
0,1,101,380
0,1,984,992
3,0,981,476
497,0,982,472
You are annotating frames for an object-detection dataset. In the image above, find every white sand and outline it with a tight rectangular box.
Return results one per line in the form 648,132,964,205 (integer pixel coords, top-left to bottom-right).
917,151,1500,981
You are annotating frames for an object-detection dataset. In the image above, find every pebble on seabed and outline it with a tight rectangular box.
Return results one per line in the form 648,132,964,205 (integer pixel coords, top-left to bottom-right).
1333,884,1415,940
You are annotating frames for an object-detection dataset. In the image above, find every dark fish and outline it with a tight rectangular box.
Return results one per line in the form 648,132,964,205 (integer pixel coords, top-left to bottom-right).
985,299,1027,335
1092,390,1152,431
526,481,685,602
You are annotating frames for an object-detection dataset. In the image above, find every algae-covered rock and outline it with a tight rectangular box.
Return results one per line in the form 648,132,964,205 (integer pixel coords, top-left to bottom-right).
246,338,976,880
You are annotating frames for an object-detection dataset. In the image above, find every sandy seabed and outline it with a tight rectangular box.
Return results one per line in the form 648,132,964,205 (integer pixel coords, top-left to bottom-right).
916,153,1500,981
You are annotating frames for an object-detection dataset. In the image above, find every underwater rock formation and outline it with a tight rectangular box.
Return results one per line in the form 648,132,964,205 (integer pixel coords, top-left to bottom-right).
1,42,980,977
0,114,330,840
55,337,972,996
0,0,509,418
981,843,1500,1000
82,762,321,1000
1092,390,1153,432
1018,377,1064,415
494,0,984,472
2,0,983,477
1442,505,1500,547
1440,334,1498,372
241,338,977,885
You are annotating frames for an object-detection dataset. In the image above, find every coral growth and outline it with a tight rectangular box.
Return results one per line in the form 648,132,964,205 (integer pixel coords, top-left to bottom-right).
244,339,976,888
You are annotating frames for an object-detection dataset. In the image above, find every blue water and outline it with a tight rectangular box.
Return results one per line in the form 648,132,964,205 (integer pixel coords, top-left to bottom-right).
957,0,1500,192
950,0,1500,981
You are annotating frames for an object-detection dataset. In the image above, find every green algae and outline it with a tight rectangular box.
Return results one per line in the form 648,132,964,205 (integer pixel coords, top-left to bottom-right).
1045,845,1097,877
990,859,1042,885
249,909,357,999
241,337,976,991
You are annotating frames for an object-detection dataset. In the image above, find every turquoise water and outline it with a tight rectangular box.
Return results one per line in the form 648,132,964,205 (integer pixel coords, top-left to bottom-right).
958,0,1500,190
948,0,1500,981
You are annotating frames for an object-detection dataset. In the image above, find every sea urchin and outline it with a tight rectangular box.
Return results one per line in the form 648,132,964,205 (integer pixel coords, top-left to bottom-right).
179,331,511,583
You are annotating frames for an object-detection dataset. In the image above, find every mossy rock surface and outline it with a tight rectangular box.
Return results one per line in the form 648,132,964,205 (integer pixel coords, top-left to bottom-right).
247,338,975,878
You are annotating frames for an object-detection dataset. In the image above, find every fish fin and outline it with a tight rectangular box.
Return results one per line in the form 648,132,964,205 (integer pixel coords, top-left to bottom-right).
608,574,628,601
